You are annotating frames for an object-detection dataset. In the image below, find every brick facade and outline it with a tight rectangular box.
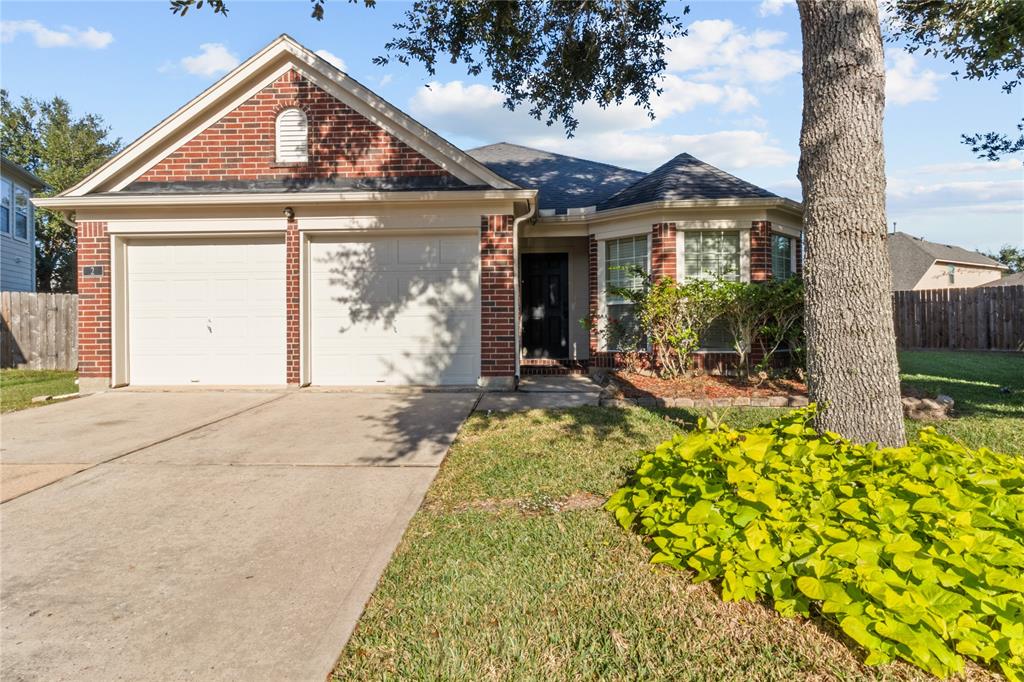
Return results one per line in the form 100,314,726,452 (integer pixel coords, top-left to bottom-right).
651,222,677,281
480,214,515,378
77,221,111,383
285,219,301,385
750,220,772,282
139,70,451,184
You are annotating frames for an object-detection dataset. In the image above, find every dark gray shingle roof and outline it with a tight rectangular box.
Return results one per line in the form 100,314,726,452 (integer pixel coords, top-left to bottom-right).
467,142,645,213
597,153,777,211
887,231,1005,290
980,271,1024,287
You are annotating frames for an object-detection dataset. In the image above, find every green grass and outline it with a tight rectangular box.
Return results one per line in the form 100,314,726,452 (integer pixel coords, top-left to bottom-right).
334,351,1019,681
0,369,78,413
899,350,1024,453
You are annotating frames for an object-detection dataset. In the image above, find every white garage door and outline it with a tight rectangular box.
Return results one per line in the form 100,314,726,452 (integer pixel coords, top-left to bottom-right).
309,234,480,386
127,238,286,385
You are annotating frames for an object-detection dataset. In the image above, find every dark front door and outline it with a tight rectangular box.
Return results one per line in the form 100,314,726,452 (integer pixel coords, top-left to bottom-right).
521,253,570,358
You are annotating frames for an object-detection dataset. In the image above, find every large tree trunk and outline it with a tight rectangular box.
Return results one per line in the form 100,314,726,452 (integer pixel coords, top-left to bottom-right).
796,0,906,446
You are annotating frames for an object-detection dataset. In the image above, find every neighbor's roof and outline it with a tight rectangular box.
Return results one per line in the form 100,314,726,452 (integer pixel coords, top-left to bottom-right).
1,156,47,191
467,142,645,213
888,231,1006,290
597,153,777,211
980,270,1024,287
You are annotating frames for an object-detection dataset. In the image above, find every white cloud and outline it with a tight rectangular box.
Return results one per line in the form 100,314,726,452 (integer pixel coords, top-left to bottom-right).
913,159,1022,175
314,49,346,71
886,52,942,105
888,177,1024,213
377,74,393,87
758,0,795,17
667,20,801,84
0,20,112,49
180,43,240,77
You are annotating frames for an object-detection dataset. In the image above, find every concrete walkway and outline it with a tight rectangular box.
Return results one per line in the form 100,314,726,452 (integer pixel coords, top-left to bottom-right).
1,389,475,681
474,375,602,411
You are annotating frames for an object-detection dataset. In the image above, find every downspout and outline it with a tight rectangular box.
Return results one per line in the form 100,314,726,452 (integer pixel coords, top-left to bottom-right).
511,199,536,389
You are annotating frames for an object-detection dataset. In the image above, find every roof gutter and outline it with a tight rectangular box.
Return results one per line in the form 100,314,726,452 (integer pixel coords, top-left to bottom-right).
539,196,804,223
33,188,538,211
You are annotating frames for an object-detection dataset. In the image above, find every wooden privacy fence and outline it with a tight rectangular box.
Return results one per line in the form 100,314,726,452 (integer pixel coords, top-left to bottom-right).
1,292,78,370
893,285,1024,351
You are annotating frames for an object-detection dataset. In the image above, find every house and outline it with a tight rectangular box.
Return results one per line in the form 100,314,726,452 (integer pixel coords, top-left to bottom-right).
980,271,1024,287
888,231,1007,291
1,157,46,291
35,35,804,392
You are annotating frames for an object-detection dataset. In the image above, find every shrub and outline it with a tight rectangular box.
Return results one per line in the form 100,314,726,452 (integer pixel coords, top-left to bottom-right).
606,406,1024,680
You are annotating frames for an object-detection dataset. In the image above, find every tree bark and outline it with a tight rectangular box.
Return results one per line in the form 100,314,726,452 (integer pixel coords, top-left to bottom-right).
796,0,906,446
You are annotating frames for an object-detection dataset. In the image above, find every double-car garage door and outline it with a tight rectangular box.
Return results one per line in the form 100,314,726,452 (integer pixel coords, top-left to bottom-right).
125,234,480,386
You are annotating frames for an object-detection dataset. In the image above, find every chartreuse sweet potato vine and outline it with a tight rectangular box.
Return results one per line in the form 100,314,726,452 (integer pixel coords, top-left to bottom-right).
606,406,1024,680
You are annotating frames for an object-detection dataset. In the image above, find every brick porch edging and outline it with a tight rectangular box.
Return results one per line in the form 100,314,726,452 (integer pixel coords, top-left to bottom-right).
600,394,810,409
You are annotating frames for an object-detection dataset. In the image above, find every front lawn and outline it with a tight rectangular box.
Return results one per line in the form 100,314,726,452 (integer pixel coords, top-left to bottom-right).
0,369,78,413
334,351,1019,681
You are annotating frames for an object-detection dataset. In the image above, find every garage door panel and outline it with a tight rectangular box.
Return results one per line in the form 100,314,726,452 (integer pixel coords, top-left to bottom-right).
310,235,480,386
128,239,285,386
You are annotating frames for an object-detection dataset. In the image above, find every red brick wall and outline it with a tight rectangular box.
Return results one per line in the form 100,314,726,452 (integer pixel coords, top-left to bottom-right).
77,221,111,382
139,70,451,183
750,220,772,282
651,222,677,280
285,219,300,385
480,214,515,378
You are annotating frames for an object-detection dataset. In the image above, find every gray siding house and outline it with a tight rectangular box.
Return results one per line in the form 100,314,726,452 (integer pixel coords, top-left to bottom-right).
1,157,45,291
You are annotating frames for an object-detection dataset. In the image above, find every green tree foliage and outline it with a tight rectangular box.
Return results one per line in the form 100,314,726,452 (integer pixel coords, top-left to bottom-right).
0,91,121,291
607,406,1024,680
985,245,1024,274
885,0,1024,160
169,0,687,135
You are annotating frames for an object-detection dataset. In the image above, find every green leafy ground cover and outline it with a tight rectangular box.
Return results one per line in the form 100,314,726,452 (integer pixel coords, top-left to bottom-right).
607,406,1023,680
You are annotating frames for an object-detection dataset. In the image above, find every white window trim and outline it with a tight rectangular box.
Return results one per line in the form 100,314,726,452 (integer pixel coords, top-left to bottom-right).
275,107,309,163
12,185,30,243
596,232,650,352
679,227,747,284
0,178,12,235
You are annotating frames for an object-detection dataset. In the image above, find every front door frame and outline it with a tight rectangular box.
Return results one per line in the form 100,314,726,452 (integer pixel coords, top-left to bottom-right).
520,251,570,359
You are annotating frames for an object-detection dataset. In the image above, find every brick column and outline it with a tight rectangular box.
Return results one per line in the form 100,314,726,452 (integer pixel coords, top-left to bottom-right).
588,235,599,356
285,218,301,385
77,221,111,388
651,222,677,281
750,220,772,282
480,214,515,385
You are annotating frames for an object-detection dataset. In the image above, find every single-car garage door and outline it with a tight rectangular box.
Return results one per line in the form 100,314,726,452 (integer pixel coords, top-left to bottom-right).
309,234,480,386
127,238,286,385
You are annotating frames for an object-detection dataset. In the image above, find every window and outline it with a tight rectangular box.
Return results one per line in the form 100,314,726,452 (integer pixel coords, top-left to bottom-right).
275,108,308,162
947,264,956,285
13,187,28,240
605,235,648,350
0,178,10,234
683,230,741,281
772,234,793,279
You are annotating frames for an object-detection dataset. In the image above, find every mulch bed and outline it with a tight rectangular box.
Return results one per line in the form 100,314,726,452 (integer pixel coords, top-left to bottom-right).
608,371,808,400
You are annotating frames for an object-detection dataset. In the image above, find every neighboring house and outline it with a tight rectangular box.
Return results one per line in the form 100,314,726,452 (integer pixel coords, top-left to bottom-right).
888,231,1006,291
980,271,1024,287
36,35,804,391
1,157,45,291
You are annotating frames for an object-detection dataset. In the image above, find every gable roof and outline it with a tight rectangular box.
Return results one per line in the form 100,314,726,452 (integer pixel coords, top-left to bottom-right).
888,231,1006,290
1,156,47,191
468,143,644,213
597,153,777,211
60,35,517,198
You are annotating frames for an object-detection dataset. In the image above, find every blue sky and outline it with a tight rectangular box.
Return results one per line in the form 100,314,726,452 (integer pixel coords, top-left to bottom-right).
2,0,1021,252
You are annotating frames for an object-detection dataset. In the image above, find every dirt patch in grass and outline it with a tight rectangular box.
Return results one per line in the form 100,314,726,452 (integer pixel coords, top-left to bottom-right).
609,371,808,400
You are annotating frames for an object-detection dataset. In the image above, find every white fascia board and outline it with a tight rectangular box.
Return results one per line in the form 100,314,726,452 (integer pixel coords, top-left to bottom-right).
34,188,537,211
537,197,804,226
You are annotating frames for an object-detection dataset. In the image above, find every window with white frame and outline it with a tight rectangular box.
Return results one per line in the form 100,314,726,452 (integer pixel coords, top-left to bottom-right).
13,187,29,240
605,235,648,351
0,178,10,234
683,230,741,281
275,108,309,162
772,233,794,279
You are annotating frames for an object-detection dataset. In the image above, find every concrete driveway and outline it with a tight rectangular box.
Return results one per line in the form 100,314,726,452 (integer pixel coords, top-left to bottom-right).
1,389,477,681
